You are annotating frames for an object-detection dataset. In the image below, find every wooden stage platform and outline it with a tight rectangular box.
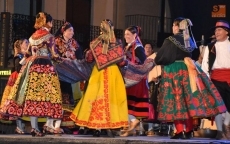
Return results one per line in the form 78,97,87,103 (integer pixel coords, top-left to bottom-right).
0,134,230,144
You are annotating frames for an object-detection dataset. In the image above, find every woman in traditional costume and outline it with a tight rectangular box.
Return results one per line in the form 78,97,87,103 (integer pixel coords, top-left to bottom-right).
69,19,129,137
43,21,83,134
0,39,28,134
154,17,226,139
120,26,150,136
1,12,63,137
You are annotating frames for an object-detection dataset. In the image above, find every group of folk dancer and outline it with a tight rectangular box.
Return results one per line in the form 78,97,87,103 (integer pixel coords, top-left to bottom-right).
0,12,229,140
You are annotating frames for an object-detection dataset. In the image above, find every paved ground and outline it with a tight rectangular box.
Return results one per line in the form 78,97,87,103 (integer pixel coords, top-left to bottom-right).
0,134,230,144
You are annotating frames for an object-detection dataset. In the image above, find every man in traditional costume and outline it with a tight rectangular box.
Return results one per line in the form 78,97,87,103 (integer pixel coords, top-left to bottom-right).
202,20,230,140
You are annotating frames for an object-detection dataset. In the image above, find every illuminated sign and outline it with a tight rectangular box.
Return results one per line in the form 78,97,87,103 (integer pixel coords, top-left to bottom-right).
212,5,226,18
0,69,11,76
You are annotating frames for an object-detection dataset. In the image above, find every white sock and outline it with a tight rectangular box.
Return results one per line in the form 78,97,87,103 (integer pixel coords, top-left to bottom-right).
215,114,223,131
128,114,136,122
148,123,153,131
16,119,23,130
46,118,55,129
54,120,62,129
30,116,39,130
224,111,230,126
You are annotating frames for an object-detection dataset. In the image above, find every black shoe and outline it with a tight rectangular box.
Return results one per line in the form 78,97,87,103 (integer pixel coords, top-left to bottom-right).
216,130,228,140
31,128,45,137
170,131,187,139
78,129,84,135
185,130,193,139
62,127,73,134
106,129,115,138
93,130,101,137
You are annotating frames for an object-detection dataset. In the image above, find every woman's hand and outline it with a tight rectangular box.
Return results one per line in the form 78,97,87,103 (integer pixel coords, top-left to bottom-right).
117,59,128,67
62,57,71,61
85,50,94,62
147,53,156,60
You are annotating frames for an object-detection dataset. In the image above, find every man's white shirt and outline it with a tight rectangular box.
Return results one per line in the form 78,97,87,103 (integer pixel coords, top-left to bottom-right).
201,38,230,77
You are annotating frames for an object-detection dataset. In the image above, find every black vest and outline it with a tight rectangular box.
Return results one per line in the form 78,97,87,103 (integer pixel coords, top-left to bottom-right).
207,42,216,73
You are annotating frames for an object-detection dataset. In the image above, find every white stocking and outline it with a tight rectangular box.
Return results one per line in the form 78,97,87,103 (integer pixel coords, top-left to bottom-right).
30,116,39,131
46,118,55,129
16,119,23,130
128,114,136,122
54,119,62,129
215,114,223,131
224,111,230,126
148,123,153,131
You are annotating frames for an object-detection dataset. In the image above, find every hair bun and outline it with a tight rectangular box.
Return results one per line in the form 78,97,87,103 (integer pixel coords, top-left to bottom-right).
36,13,40,19
135,26,142,37
34,12,46,29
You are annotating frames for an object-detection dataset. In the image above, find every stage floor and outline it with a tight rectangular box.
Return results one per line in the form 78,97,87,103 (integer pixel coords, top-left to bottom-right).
0,134,230,144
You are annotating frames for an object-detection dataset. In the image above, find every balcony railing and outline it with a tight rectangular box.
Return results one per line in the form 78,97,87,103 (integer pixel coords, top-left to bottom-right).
125,14,172,47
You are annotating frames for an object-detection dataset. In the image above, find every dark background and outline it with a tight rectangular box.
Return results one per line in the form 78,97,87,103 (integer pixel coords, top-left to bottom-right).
168,0,230,44
167,0,230,59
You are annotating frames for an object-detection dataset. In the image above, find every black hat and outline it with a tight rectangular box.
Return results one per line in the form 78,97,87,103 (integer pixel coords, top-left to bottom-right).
211,20,230,31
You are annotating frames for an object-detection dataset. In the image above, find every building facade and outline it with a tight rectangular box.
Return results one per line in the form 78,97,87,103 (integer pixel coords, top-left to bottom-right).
0,0,171,98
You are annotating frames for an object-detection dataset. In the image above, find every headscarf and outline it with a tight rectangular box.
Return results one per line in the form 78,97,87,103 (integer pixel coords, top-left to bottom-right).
168,18,197,53
179,18,197,49
90,19,116,54
134,26,142,45
55,21,73,37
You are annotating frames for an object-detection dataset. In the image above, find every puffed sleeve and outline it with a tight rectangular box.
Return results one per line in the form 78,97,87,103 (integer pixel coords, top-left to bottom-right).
14,57,22,72
155,39,177,65
121,58,156,87
49,36,63,63
75,41,83,60
135,46,146,64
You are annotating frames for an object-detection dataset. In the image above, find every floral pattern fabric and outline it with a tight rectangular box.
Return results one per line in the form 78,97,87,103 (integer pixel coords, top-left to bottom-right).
1,29,63,119
70,64,129,129
157,61,226,121
54,36,82,126
55,37,79,60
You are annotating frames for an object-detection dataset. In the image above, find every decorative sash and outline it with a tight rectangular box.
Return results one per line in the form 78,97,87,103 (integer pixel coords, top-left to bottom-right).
184,57,198,93
211,69,230,84
91,40,124,70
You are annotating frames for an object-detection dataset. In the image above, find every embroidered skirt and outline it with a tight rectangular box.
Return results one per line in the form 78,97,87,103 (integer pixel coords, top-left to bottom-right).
0,71,18,120
70,64,129,129
157,61,226,121
1,56,63,119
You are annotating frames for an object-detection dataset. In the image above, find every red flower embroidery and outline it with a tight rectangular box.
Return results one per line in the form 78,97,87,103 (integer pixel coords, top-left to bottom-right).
164,82,170,87
192,97,200,107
